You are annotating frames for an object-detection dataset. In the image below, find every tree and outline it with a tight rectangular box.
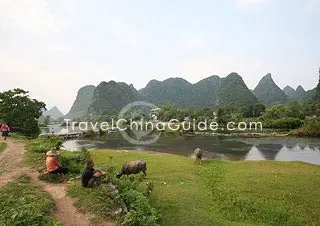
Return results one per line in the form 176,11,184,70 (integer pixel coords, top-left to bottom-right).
242,104,265,117
287,101,305,119
0,89,46,137
263,104,289,119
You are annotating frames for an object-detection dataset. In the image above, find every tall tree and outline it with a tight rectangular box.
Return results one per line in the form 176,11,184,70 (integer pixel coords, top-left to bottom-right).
0,89,46,137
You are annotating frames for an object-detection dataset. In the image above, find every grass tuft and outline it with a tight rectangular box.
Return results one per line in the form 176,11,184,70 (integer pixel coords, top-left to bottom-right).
0,175,57,226
0,142,7,152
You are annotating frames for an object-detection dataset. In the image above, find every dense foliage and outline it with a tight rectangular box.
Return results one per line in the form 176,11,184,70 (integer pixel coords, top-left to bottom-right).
0,175,57,226
299,117,320,137
154,100,320,134
0,89,45,137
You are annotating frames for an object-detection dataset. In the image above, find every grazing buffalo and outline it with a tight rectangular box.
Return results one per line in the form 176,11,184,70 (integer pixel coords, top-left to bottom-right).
116,160,147,178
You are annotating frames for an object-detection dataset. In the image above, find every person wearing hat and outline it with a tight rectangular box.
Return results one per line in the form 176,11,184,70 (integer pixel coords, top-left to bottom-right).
46,148,68,183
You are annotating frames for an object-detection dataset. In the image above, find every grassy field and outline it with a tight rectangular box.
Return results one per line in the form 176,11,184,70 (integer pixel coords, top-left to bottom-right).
0,142,7,152
0,175,58,226
71,150,320,226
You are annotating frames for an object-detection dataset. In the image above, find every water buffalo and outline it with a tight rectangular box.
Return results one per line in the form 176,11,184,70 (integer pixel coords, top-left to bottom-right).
116,160,147,178
194,148,203,164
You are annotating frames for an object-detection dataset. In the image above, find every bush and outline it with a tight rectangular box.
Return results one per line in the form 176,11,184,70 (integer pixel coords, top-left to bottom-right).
27,136,63,153
264,117,302,130
105,164,160,226
120,189,160,226
0,175,56,225
298,117,320,137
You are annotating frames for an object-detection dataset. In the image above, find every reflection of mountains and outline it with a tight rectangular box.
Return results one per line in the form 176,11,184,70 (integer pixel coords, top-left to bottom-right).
275,145,320,165
245,144,303,161
245,144,320,165
255,143,283,160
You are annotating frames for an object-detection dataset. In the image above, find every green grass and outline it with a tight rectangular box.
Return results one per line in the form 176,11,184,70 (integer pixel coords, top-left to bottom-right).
0,142,7,175
75,150,320,226
0,175,59,226
0,142,7,152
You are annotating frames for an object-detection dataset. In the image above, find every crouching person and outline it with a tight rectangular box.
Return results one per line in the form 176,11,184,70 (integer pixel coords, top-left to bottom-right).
82,160,105,188
46,148,68,183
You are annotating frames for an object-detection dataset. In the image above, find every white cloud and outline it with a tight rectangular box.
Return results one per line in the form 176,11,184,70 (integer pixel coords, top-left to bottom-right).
0,0,64,35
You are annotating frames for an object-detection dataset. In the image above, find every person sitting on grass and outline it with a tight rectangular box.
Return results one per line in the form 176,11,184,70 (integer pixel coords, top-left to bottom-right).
82,159,105,188
1,122,10,141
45,148,68,183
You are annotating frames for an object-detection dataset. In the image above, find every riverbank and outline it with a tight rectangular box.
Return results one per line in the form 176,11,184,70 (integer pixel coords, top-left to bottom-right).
69,149,320,226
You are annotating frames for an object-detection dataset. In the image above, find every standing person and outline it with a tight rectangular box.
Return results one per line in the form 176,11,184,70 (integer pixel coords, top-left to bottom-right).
82,160,105,188
45,148,69,183
1,122,10,141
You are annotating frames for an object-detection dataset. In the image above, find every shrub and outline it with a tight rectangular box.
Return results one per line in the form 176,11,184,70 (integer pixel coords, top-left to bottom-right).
106,164,160,226
298,117,320,137
120,189,160,226
263,117,302,130
27,136,63,153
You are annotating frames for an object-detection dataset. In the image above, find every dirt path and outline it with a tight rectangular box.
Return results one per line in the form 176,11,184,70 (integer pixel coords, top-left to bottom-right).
0,140,29,185
0,139,114,226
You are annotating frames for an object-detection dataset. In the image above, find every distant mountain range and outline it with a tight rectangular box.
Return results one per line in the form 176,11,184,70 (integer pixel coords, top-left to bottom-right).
65,72,319,119
42,106,64,119
283,85,306,102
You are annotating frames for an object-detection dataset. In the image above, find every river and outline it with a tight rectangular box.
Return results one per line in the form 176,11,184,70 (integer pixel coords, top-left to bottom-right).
59,132,320,165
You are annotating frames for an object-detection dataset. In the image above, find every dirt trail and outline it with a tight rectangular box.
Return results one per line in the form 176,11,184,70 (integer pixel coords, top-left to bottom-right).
0,139,114,226
0,140,29,185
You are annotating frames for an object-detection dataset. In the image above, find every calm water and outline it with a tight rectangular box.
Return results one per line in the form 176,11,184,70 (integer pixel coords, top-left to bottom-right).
61,133,320,165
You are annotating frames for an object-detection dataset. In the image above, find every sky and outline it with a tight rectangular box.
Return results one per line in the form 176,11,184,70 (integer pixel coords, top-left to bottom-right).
0,0,319,114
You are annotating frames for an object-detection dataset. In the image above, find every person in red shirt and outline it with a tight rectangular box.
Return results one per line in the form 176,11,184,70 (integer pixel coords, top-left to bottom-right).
1,122,10,141
46,148,68,183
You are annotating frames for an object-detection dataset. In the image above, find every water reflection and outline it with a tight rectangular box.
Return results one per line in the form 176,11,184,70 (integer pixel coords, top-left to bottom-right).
61,134,320,165
244,146,265,161
275,145,320,165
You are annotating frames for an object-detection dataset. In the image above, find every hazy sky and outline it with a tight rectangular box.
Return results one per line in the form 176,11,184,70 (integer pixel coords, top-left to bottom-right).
0,0,319,114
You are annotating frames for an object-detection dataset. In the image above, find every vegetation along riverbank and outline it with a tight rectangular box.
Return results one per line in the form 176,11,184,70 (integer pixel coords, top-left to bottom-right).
2,135,317,226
